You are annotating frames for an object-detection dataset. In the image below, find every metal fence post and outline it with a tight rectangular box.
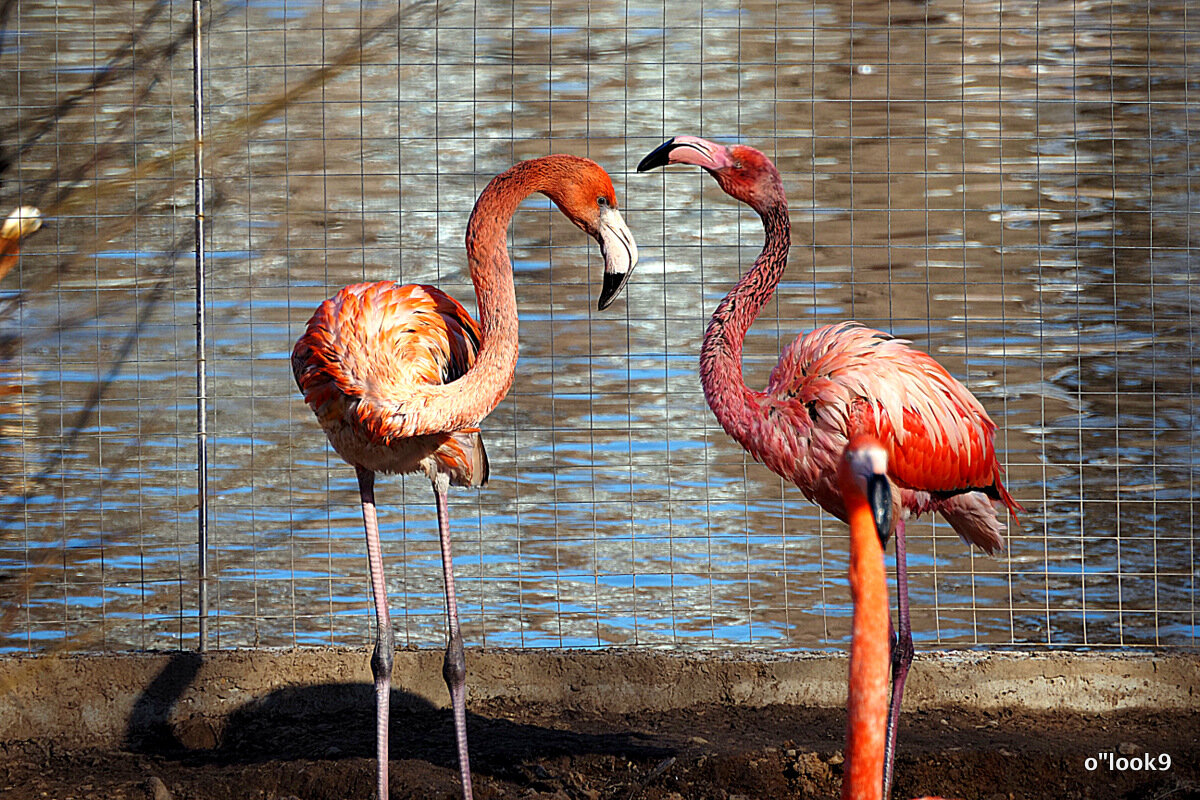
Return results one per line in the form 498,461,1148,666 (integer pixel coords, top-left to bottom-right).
193,0,209,652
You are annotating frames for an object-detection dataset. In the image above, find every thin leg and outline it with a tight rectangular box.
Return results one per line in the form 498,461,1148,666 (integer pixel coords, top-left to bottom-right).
358,466,394,800
434,473,474,800
883,517,914,799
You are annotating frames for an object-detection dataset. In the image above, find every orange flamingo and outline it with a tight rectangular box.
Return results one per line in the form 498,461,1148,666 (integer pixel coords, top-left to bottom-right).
840,434,895,800
639,136,1020,795
292,154,638,800
839,435,953,800
0,206,43,282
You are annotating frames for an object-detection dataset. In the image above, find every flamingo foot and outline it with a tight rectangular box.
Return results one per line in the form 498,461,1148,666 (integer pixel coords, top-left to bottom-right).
883,517,914,799
371,630,394,800
443,629,473,800
358,466,395,800
883,623,913,796
434,473,474,800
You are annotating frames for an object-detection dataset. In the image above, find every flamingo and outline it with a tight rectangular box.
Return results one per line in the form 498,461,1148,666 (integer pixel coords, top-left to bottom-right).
638,136,1020,796
838,435,953,800
0,206,43,282
292,154,638,800
840,434,897,800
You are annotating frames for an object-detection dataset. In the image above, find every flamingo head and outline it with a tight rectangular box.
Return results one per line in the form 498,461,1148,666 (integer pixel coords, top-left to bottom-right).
0,206,43,242
541,156,640,310
839,435,894,547
637,136,785,212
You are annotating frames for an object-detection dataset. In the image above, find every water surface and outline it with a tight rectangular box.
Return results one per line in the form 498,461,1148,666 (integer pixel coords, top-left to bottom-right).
0,0,1195,653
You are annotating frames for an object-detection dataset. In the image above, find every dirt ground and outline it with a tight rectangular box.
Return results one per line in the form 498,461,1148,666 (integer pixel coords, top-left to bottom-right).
2,699,1196,800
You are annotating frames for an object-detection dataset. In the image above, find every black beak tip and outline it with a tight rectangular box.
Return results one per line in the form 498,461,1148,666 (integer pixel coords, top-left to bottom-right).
867,473,893,549
598,270,629,310
637,138,678,173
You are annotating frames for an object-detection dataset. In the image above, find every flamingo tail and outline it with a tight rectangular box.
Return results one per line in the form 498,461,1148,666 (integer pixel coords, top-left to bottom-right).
936,492,1008,555
446,428,489,488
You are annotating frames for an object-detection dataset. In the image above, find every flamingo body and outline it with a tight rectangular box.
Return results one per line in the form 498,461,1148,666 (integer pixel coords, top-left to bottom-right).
756,320,1017,554
293,281,488,486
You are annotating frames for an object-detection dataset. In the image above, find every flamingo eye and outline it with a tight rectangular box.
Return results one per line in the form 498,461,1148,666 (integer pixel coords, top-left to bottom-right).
597,195,610,208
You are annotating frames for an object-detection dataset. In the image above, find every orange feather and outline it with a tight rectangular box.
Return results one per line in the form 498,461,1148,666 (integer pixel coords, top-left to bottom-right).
293,281,487,486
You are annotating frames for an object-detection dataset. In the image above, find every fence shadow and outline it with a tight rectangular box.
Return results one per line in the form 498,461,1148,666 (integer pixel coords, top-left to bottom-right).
124,651,204,752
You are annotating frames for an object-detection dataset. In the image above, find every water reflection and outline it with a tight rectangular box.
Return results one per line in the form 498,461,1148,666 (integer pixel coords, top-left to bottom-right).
0,0,1194,653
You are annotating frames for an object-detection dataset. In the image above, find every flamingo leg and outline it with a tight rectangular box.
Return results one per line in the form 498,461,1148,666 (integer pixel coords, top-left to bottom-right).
433,473,474,800
882,516,914,798
357,466,394,800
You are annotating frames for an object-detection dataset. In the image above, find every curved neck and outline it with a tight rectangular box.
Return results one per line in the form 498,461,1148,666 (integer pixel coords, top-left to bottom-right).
842,488,890,800
699,201,790,446
420,157,573,433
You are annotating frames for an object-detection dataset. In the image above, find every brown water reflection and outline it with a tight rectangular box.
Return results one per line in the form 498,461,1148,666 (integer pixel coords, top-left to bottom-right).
0,0,1194,653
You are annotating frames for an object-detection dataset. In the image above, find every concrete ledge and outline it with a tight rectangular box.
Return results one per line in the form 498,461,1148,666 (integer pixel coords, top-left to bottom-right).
1,648,1195,749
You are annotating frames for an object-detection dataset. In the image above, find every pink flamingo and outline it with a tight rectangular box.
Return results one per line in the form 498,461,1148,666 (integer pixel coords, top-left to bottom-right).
839,435,954,800
638,136,1020,796
292,154,638,800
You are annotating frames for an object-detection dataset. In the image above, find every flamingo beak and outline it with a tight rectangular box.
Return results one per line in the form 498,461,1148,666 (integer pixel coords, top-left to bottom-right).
596,205,638,310
636,135,735,173
867,473,893,549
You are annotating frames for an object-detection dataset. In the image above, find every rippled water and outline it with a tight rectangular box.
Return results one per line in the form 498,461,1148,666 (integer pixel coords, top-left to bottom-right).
0,0,1195,653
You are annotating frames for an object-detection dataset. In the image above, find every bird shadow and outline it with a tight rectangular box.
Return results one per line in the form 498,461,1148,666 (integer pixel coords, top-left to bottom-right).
123,652,673,783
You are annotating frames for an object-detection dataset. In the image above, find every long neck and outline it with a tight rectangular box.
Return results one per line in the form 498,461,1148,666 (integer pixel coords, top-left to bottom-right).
842,488,890,800
423,158,566,432
699,201,790,448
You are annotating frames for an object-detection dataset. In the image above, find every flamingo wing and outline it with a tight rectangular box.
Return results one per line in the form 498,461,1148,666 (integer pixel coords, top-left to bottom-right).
292,281,488,485
767,322,1019,519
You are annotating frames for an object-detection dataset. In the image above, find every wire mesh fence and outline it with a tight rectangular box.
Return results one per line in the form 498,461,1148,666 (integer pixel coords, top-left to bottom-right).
0,0,1195,655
